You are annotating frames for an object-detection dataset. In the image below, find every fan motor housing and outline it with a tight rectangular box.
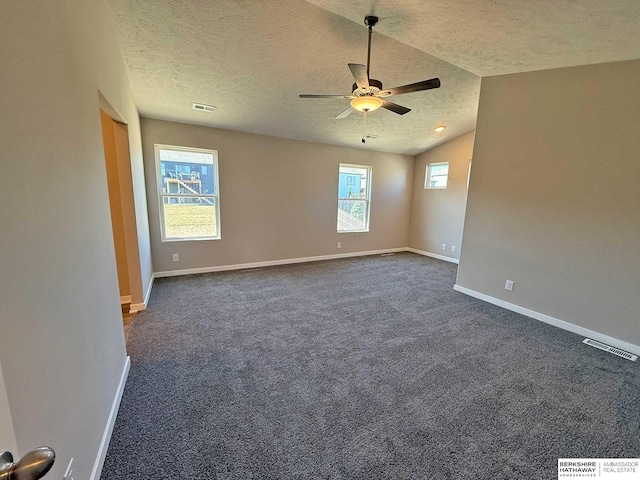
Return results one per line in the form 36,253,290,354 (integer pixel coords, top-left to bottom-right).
352,79,383,96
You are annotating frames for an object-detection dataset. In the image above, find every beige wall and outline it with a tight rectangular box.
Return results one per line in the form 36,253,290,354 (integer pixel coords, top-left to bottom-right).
409,131,474,259
0,0,150,477
457,60,640,347
141,118,414,273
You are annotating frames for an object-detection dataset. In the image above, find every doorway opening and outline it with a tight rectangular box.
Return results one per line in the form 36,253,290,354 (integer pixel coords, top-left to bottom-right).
99,99,143,342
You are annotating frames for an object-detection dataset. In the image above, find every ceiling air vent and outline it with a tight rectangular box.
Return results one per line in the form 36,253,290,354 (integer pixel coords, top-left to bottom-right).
192,103,216,113
583,338,637,362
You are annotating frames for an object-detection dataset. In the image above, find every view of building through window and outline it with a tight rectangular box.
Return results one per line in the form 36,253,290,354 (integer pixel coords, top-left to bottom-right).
156,145,221,240
337,164,371,232
425,162,449,189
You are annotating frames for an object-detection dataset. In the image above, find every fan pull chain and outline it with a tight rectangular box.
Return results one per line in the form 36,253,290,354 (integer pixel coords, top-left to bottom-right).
361,110,367,143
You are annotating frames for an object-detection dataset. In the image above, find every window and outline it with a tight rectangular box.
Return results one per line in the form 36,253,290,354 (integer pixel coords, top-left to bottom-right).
425,162,449,189
155,144,221,241
337,164,371,232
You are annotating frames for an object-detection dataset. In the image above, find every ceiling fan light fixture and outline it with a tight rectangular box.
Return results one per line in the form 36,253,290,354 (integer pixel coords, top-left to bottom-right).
298,14,441,129
350,96,383,112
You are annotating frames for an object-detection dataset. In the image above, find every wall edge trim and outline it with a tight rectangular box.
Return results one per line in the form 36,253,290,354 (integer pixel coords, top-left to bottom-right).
129,277,153,313
406,248,459,264
129,303,145,313
153,248,408,278
143,276,155,308
453,284,640,356
90,356,130,480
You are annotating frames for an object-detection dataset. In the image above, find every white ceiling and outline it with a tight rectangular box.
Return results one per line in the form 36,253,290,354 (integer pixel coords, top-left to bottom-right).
108,0,640,155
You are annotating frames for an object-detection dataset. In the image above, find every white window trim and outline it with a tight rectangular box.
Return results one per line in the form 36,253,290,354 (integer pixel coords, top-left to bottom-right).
337,163,372,233
425,161,449,190
154,144,221,242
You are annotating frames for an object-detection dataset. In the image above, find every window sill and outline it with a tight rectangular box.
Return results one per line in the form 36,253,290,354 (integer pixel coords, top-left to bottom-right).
161,236,221,242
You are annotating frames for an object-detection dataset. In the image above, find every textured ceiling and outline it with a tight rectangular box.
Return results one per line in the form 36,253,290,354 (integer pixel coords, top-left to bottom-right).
108,0,640,155
108,0,480,155
306,0,640,76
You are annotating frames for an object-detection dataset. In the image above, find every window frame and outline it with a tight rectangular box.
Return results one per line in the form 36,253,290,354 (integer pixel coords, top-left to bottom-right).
425,162,449,190
154,144,221,242
337,163,372,233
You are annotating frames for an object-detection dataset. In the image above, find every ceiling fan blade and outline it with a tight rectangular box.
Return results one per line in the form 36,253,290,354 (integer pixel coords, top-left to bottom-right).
348,63,369,89
335,106,355,119
299,94,354,99
381,100,411,115
379,78,441,97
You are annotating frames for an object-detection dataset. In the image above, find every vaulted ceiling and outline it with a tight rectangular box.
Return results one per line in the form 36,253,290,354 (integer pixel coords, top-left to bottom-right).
108,0,640,155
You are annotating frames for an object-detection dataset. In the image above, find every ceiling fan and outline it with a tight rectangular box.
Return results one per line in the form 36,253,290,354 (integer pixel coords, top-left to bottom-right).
299,15,441,122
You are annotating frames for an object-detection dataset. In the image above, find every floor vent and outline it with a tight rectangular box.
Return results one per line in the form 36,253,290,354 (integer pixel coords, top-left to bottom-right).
583,338,637,362
380,253,395,257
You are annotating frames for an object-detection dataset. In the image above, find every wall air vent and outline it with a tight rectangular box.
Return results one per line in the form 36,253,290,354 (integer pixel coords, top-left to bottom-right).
583,338,637,362
192,103,216,113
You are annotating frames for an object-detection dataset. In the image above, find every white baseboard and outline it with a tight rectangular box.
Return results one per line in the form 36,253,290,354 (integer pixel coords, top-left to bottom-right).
90,356,130,480
154,248,407,278
406,247,459,264
143,275,154,307
119,295,131,305
453,284,640,357
129,276,155,313
128,303,144,313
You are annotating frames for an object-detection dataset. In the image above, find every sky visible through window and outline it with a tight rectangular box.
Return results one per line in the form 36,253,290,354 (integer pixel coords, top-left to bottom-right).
427,163,449,189
338,165,370,232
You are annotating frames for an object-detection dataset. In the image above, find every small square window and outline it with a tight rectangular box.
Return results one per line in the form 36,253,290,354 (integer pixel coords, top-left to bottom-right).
425,162,449,189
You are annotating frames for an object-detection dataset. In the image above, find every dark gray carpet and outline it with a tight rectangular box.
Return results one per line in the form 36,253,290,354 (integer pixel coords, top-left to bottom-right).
102,253,639,479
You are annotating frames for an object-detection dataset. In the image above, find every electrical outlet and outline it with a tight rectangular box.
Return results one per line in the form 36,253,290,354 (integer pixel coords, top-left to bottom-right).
63,458,74,480
337,242,341,249
172,253,179,262
451,245,456,253
441,243,446,251
505,280,514,291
